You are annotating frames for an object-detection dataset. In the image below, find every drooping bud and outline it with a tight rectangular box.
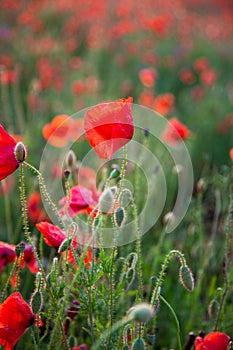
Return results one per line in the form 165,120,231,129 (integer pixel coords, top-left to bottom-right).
179,265,194,292
109,165,120,179
15,241,25,257
14,142,27,163
132,338,146,350
147,333,156,345
30,290,43,314
58,238,72,253
163,211,175,227
208,299,220,320
65,150,76,169
68,335,75,348
114,207,125,227
98,187,114,213
128,303,154,323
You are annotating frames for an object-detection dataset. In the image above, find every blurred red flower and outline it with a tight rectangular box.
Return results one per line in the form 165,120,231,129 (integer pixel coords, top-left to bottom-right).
84,97,134,159
20,244,39,274
36,221,66,248
230,148,233,160
195,332,230,350
179,68,195,85
0,292,35,350
0,242,16,274
153,93,175,116
42,115,84,148
161,118,191,145
0,125,19,180
27,191,48,223
139,68,157,88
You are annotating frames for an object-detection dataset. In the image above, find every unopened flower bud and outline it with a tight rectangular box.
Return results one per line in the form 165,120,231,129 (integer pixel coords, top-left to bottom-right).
30,290,43,314
58,238,72,253
163,211,175,227
128,303,154,323
147,333,156,345
65,150,76,169
179,265,194,292
15,241,25,257
98,188,114,213
114,207,125,227
132,338,146,350
14,142,27,163
208,299,220,319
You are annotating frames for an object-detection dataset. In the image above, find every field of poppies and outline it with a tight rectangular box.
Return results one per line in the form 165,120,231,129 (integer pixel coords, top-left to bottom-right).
0,1,233,349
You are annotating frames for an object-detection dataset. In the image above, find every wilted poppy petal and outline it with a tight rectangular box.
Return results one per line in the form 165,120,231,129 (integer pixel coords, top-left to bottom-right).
0,292,35,350
36,221,67,247
0,125,19,181
84,97,134,159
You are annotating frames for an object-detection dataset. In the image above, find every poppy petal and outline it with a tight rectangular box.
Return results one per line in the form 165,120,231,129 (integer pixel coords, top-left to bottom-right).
84,97,134,159
0,292,35,350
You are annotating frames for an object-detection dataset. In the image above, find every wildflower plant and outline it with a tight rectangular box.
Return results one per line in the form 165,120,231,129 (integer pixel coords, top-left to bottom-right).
0,96,232,350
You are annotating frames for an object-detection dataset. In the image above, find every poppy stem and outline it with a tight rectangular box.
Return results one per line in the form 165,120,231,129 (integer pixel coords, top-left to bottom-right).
214,182,233,331
0,259,17,302
150,250,186,306
23,161,65,229
18,164,70,350
160,294,182,350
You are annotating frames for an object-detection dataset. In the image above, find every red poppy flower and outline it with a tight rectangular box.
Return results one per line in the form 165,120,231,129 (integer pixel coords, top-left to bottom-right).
36,221,66,247
59,185,98,218
161,118,191,146
20,244,39,274
0,125,19,181
84,97,134,159
72,345,88,350
153,93,175,116
195,332,230,350
0,242,16,274
0,292,35,350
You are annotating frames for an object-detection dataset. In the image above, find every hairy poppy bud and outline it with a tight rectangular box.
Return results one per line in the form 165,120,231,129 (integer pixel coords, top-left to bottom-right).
65,150,76,169
179,265,194,292
15,241,25,257
208,299,220,320
58,238,72,253
132,338,146,350
30,290,43,314
14,142,27,163
114,207,125,227
128,303,154,323
98,188,114,213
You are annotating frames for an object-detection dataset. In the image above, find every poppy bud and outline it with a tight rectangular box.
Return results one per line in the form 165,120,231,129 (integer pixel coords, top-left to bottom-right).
122,346,130,350
58,238,72,253
65,150,76,169
68,335,75,348
15,241,25,257
98,188,114,213
163,211,175,227
114,207,125,227
30,290,43,314
109,167,120,179
208,299,220,320
132,338,146,350
147,333,156,345
14,142,27,163
128,303,154,323
179,265,194,292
